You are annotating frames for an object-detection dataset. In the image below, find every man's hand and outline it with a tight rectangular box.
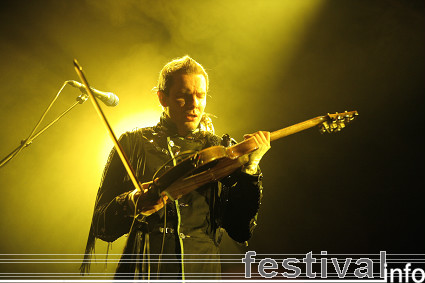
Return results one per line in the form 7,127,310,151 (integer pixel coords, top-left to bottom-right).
242,131,271,175
128,182,169,216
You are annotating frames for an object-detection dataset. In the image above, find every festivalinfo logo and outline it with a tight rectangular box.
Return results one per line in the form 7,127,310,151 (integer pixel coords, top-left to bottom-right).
241,251,425,283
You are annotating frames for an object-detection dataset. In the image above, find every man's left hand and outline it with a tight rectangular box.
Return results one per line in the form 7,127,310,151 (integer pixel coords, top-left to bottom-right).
242,131,271,175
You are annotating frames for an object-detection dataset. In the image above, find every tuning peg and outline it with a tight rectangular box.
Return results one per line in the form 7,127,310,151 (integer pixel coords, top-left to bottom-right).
319,121,331,133
320,110,358,134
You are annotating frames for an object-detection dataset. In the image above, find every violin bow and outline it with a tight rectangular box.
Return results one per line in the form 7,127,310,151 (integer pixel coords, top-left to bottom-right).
73,59,144,194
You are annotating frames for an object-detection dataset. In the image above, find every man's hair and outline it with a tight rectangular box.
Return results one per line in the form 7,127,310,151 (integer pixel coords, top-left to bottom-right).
155,55,209,95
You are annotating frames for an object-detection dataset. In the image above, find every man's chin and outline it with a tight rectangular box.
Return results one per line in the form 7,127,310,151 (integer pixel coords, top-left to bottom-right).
183,121,200,131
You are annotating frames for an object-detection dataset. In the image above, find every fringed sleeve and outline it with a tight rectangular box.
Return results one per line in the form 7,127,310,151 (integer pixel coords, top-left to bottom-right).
81,131,143,274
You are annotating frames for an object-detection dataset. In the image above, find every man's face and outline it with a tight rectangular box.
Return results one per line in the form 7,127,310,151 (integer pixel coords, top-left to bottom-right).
159,73,207,136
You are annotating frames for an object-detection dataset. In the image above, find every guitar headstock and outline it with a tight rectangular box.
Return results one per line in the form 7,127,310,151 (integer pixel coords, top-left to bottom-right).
319,111,358,133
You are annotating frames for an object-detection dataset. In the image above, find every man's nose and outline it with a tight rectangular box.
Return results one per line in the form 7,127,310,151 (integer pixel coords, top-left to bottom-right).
186,95,199,108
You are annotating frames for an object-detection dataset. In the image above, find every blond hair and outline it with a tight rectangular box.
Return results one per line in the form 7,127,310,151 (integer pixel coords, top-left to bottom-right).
155,55,209,95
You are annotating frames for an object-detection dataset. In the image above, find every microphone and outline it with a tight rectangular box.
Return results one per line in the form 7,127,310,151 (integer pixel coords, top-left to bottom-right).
68,80,119,107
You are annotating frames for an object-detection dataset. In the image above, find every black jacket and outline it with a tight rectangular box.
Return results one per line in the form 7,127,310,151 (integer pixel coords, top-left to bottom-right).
81,115,263,280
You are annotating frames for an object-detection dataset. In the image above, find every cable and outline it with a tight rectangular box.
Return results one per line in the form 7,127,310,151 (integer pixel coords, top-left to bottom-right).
157,197,167,279
166,137,185,280
127,143,195,279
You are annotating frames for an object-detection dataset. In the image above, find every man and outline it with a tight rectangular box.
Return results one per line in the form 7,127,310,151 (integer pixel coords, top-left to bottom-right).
81,56,270,280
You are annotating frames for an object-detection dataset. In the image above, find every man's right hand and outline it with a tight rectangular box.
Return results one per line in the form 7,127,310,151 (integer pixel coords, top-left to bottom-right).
128,182,169,216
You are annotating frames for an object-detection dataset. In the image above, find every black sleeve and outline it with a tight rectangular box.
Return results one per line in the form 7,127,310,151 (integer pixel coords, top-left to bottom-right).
91,132,139,242
219,168,263,243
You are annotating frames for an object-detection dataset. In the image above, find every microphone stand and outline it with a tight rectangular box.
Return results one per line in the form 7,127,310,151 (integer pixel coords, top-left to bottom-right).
0,81,88,168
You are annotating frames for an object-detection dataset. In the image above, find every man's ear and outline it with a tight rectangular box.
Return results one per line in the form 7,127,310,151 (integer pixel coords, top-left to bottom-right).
157,91,168,107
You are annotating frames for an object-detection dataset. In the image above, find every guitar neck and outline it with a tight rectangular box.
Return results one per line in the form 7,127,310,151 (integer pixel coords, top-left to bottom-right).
270,116,325,141
269,111,358,141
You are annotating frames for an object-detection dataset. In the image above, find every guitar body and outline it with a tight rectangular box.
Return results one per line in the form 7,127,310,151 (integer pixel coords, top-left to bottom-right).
165,155,249,200
153,137,260,193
